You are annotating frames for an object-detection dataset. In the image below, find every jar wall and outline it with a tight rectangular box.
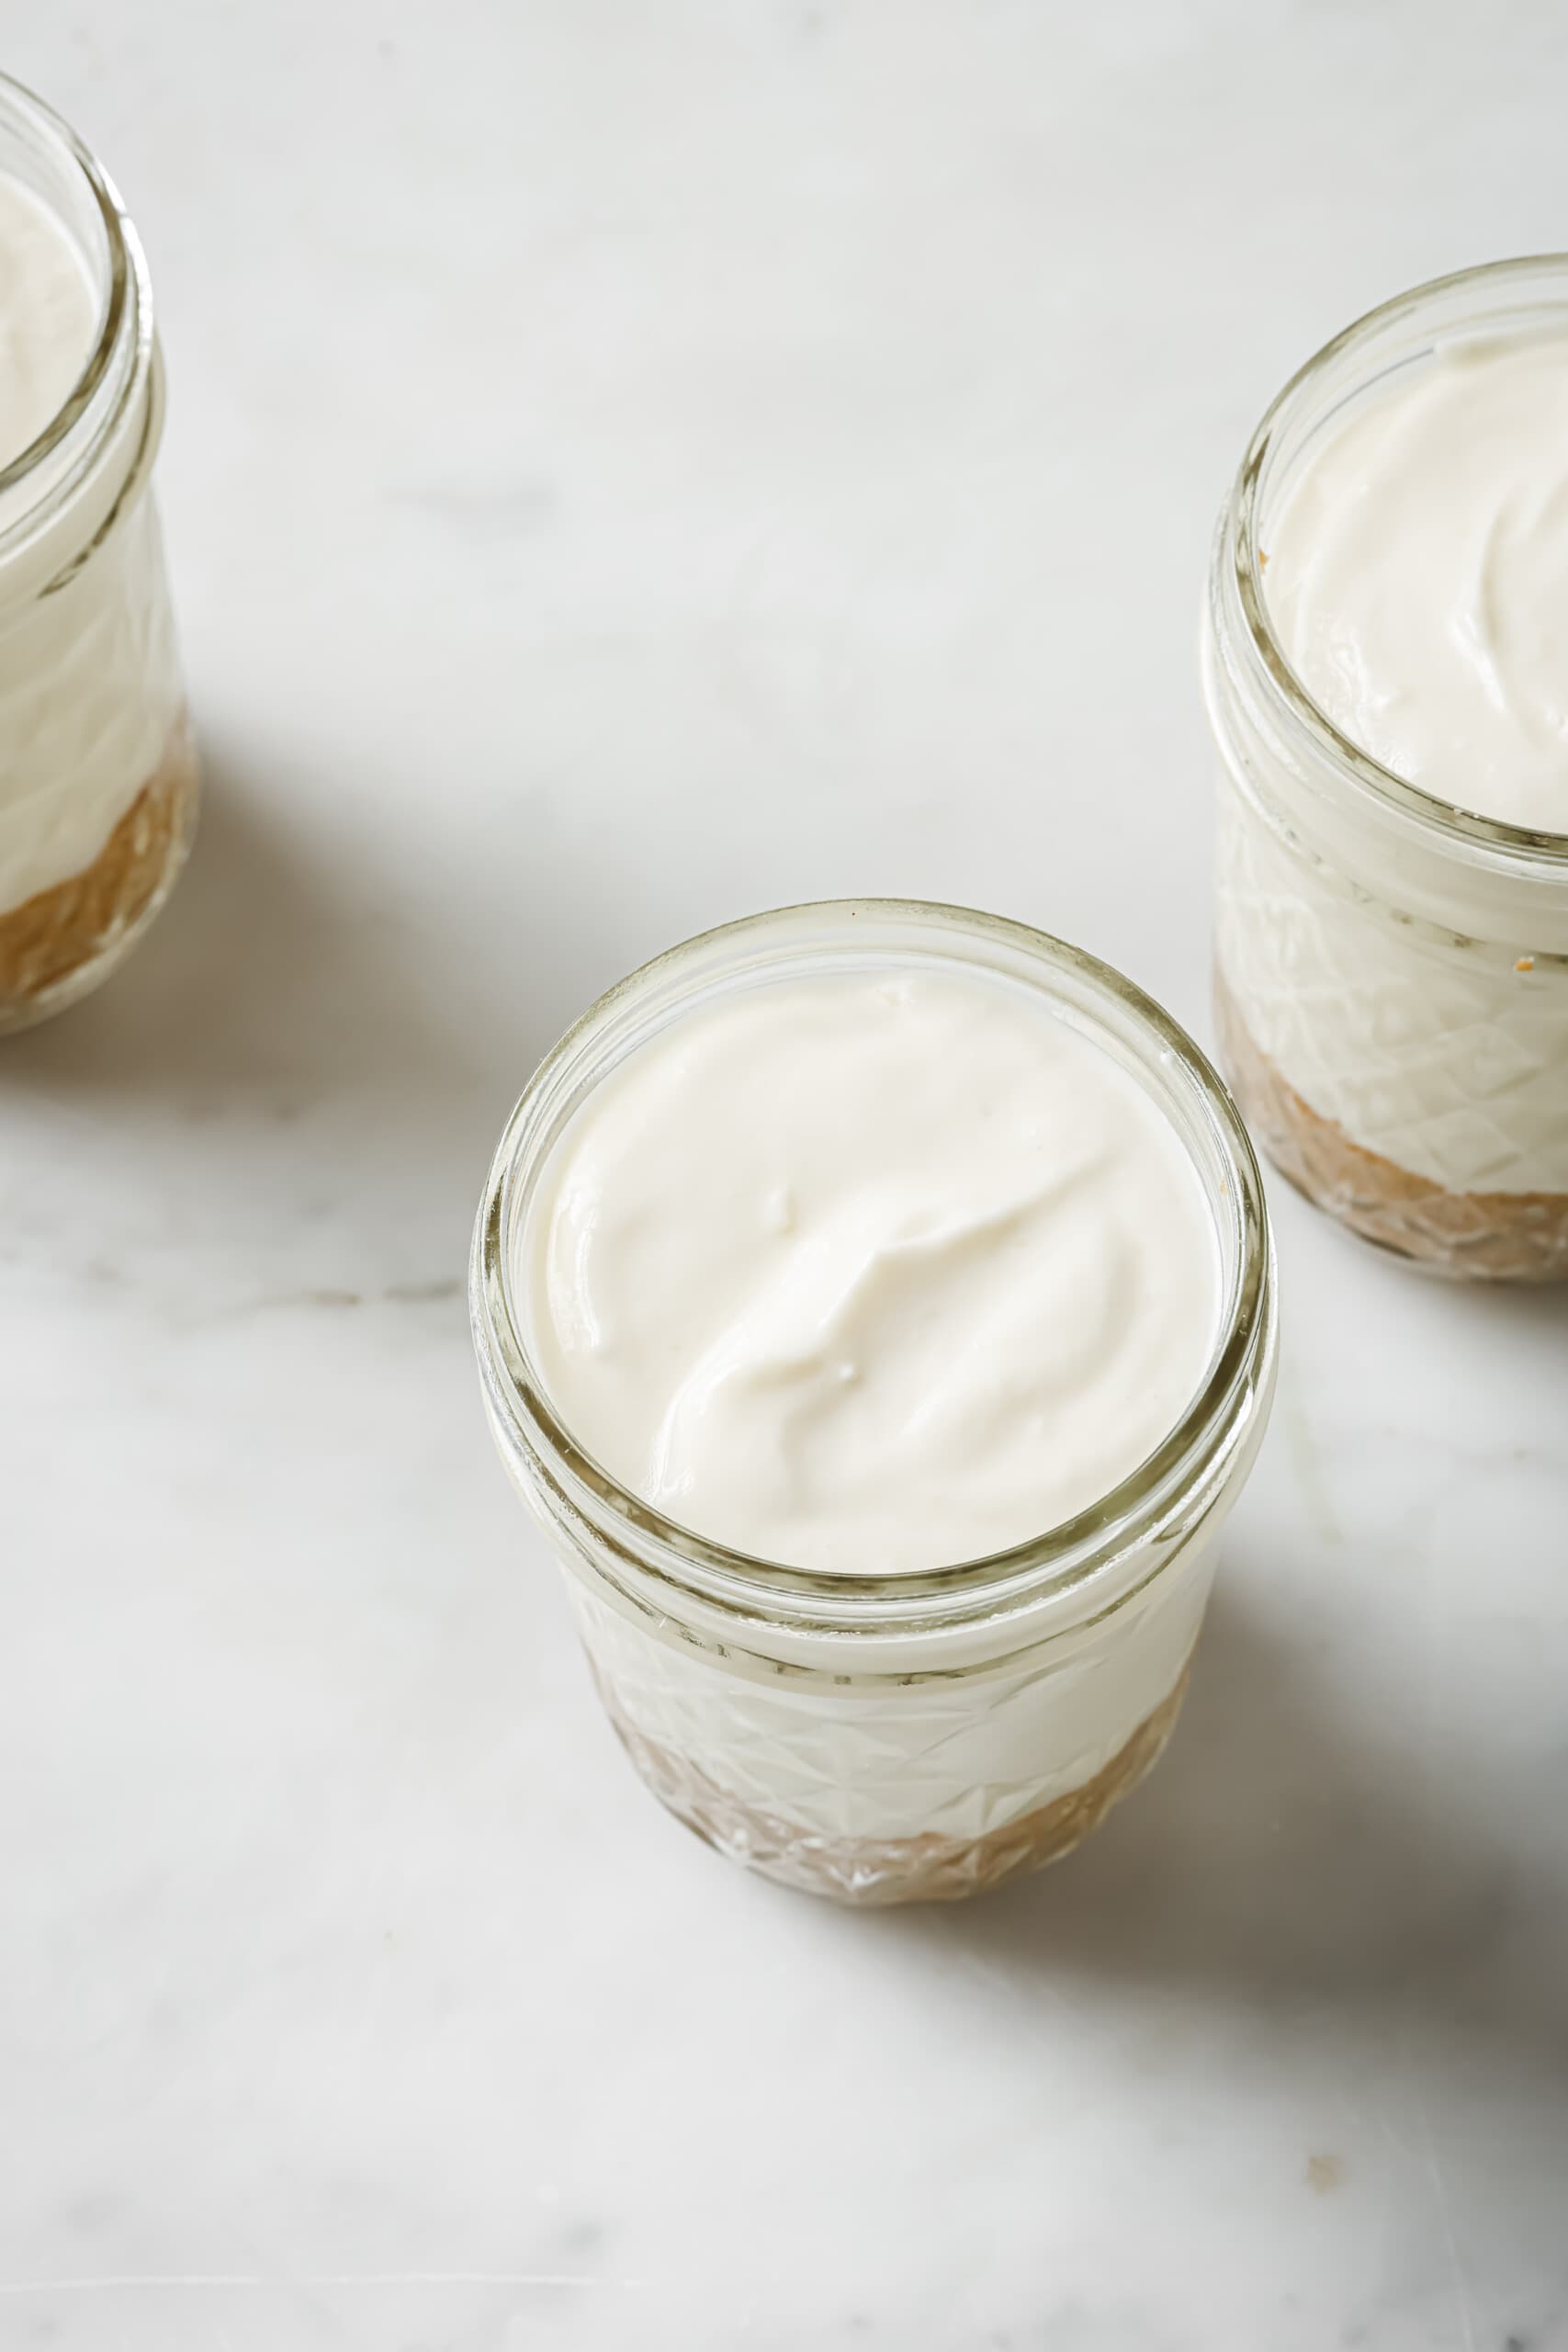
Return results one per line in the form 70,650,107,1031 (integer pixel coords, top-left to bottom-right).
472,899,1277,1906
564,1532,1218,1905
1212,771,1568,1278
1204,259,1568,1282
0,78,197,1035
0,482,196,1031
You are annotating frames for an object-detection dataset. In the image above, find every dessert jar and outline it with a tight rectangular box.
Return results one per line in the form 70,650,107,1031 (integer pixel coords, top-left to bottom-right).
1203,256,1568,1281
470,901,1278,1907
0,74,197,1034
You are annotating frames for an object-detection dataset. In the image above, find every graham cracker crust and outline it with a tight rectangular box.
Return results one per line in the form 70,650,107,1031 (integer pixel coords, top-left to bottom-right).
590,1657,1192,1907
1213,966,1568,1283
0,713,199,1033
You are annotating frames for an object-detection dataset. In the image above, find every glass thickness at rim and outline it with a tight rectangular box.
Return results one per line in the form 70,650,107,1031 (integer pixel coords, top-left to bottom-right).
473,897,1273,1613
0,71,141,503
1229,252,1568,866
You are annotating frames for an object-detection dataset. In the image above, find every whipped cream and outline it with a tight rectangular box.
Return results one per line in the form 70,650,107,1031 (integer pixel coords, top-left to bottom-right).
0,170,96,471
1266,332,1568,832
520,967,1220,1573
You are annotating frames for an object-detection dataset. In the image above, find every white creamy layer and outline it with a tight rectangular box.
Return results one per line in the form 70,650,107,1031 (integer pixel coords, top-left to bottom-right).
1214,785,1568,1193
0,172,96,471
1266,332,1568,832
0,492,183,914
522,967,1220,1574
0,171,181,916
568,1543,1213,1845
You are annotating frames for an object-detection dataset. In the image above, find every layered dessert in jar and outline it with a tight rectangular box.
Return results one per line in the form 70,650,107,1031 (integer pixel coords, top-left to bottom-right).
471,901,1276,1905
0,74,196,1034
1205,257,1568,1279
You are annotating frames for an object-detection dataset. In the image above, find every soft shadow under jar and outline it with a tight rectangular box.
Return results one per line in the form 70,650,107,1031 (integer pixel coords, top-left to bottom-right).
470,900,1277,1906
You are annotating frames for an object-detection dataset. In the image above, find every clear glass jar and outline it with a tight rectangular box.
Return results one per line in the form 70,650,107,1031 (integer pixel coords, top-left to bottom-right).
470,900,1278,1906
0,74,197,1034
1204,255,1568,1281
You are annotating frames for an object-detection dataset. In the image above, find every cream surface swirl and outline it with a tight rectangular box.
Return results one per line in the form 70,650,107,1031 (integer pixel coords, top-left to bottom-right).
520,967,1219,1573
1265,331,1568,831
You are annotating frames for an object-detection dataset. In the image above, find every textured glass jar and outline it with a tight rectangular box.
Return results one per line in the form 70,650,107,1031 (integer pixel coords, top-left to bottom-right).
1204,256,1568,1280
0,74,197,1035
471,900,1277,1907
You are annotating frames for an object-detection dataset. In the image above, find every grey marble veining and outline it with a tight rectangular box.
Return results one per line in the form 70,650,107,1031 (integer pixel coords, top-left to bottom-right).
3,4,1567,2347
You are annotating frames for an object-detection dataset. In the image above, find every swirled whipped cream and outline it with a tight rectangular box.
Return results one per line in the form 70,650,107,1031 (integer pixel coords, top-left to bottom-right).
520,967,1219,1573
1266,330,1568,831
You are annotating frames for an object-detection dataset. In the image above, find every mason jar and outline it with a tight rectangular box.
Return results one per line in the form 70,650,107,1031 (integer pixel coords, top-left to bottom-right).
470,901,1277,1906
0,74,197,1034
1203,256,1568,1281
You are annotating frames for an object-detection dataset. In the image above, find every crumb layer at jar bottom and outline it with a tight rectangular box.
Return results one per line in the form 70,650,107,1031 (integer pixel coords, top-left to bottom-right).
588,1656,1192,1907
1213,966,1568,1283
0,712,200,1035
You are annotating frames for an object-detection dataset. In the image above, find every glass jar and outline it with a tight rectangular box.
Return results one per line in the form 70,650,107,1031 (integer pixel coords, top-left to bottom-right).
470,900,1277,1907
0,74,197,1035
1203,255,1568,1281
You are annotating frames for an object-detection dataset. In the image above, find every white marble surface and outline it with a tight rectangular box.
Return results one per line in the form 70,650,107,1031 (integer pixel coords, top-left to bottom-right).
3,5,1567,2346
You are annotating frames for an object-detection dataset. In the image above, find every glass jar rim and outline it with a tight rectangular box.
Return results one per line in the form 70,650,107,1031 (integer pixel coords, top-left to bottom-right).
470,898,1276,1637
1226,252,1568,872
0,72,151,541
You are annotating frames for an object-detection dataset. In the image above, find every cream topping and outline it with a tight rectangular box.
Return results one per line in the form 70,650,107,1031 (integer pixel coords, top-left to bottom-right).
0,170,96,472
1266,331,1568,831
520,967,1219,1573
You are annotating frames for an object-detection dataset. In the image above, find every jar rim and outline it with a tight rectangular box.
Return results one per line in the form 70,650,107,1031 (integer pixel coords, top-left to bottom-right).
1226,252,1568,871
470,899,1276,1638
0,72,151,549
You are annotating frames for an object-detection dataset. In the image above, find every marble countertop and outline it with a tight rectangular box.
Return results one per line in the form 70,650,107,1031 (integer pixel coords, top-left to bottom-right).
5,6,1567,2346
